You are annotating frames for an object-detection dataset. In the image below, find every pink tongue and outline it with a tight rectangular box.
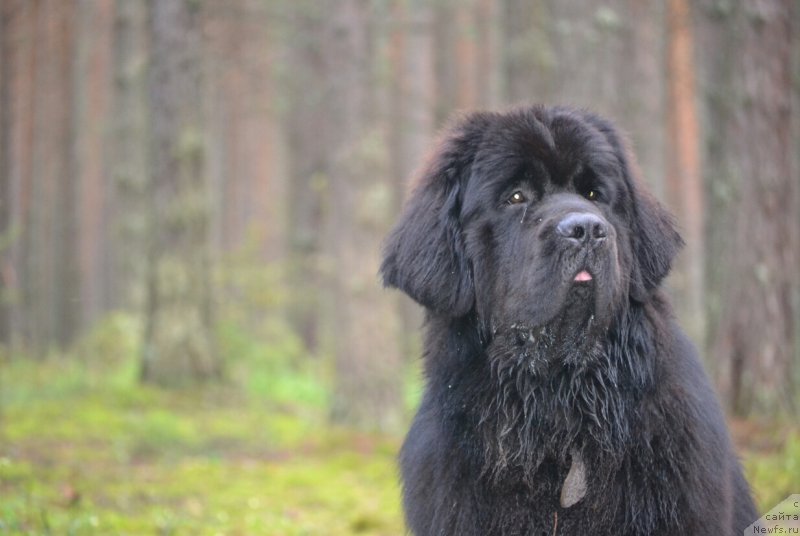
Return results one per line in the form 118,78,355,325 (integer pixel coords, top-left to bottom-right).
574,270,593,282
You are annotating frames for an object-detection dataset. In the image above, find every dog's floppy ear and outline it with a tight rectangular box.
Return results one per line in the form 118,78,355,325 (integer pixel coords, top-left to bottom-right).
627,183,684,301
381,113,492,316
586,113,684,302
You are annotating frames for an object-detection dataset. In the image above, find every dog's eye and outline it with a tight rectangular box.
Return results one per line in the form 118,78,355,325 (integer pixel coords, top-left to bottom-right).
507,191,527,205
586,189,600,201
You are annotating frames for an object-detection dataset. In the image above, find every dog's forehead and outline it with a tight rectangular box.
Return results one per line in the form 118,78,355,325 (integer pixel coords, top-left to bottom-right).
475,109,619,184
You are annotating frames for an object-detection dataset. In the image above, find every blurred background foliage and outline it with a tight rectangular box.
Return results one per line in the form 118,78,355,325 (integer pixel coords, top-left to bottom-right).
0,0,798,533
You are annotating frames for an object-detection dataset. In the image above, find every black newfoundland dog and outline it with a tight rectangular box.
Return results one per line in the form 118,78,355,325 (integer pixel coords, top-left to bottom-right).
381,106,757,535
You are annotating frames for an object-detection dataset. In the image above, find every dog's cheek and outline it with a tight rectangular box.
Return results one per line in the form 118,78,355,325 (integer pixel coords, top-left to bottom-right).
595,239,625,326
466,223,503,331
469,219,537,331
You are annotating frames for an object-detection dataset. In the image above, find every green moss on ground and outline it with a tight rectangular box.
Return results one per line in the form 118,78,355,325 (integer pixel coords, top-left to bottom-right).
0,354,402,535
0,334,796,534
738,422,800,513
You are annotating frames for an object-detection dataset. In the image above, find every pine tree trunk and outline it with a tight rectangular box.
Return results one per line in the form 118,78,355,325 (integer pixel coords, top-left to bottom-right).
0,0,13,346
388,0,435,360
326,0,402,429
666,0,704,347
699,0,798,416
280,3,330,354
53,0,80,349
13,0,39,351
475,0,502,108
74,0,114,326
141,0,220,386
502,0,555,103
109,0,149,311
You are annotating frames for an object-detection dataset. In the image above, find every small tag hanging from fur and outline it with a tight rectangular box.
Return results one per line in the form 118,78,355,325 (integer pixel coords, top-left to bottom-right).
559,450,587,508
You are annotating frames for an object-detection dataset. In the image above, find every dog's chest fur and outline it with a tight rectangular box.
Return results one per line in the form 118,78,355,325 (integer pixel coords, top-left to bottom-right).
423,311,677,534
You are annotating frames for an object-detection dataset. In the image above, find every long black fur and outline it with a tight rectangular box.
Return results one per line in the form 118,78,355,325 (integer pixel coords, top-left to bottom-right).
381,105,757,535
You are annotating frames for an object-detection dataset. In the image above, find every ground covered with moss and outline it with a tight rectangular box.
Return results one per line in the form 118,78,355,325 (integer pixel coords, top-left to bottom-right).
0,314,407,535
0,316,797,535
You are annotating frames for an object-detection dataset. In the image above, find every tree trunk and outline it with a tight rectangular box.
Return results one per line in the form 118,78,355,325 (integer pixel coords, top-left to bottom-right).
619,0,667,199
699,0,798,416
432,1,457,123
12,0,81,352
454,2,478,109
502,0,555,103
280,2,329,353
53,0,80,349
109,0,149,310
388,0,435,360
3,0,82,353
0,0,14,346
795,0,800,385
74,0,114,325
666,0,704,347
12,0,39,352
326,0,402,430
141,0,220,386
475,0,501,108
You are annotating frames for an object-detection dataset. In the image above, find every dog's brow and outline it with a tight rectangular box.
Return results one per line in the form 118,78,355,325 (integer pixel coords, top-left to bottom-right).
568,164,585,183
523,117,556,156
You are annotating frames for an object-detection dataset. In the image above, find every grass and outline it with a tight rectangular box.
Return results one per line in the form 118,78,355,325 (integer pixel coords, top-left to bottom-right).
0,315,797,534
734,419,800,512
0,316,405,535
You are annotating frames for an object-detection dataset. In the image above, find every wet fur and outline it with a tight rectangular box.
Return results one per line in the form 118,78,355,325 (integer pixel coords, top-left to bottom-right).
382,106,757,535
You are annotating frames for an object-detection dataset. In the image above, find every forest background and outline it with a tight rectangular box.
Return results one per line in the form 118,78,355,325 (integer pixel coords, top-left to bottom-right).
1,0,798,534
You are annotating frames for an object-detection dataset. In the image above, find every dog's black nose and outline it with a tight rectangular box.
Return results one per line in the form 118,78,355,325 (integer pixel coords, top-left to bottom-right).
556,212,607,246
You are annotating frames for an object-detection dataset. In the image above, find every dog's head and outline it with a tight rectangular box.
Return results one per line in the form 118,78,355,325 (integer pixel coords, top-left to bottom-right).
381,106,682,337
